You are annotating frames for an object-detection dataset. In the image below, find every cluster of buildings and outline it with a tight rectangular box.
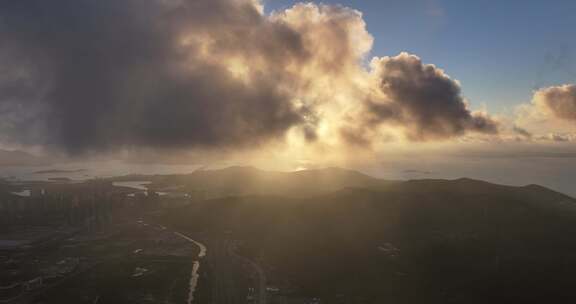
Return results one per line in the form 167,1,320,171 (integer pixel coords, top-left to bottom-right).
0,179,200,302
0,181,119,301
0,255,80,301
0,182,120,231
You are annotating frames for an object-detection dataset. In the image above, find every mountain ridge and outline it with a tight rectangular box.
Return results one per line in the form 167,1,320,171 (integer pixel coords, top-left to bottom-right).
103,166,575,200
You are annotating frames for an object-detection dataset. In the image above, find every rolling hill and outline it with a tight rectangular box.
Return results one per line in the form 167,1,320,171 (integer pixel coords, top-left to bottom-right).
156,168,576,303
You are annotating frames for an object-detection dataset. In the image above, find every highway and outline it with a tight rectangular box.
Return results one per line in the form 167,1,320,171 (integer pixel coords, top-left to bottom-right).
164,226,267,304
205,238,268,304
228,242,267,304
172,231,207,304
174,232,207,258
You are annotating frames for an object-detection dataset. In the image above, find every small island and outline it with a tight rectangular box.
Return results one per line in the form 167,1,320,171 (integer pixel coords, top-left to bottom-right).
34,169,87,174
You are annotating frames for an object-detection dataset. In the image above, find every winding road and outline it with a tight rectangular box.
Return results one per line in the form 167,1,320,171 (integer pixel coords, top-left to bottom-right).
173,232,207,304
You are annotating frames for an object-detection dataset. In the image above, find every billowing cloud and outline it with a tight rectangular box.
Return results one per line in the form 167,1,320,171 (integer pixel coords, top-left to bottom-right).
513,84,576,142
0,0,314,153
0,0,498,155
341,53,499,145
533,84,576,123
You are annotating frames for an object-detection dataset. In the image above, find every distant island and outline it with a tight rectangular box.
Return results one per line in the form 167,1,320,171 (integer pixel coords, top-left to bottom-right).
47,177,73,182
34,169,87,174
403,169,433,174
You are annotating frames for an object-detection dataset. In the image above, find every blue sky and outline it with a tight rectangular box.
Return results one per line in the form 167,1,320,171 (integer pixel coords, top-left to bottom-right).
265,0,576,113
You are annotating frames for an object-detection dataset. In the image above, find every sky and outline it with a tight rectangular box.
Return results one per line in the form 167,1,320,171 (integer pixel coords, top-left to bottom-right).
266,0,576,113
1,0,576,194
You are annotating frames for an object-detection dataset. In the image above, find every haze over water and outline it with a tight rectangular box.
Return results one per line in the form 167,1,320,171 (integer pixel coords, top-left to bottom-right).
3,157,575,197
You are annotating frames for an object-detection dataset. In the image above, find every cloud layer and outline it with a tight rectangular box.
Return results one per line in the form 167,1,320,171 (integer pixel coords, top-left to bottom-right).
0,0,498,155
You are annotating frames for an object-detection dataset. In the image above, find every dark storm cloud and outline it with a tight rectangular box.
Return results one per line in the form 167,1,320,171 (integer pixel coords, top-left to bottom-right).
0,0,309,153
373,53,499,140
0,1,503,155
342,53,499,144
